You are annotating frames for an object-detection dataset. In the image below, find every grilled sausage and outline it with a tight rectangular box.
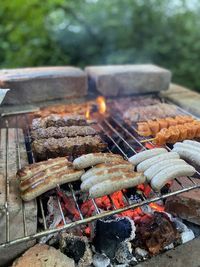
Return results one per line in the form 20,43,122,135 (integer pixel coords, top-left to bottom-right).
20,162,73,192
144,159,187,182
21,169,84,201
172,146,200,167
137,152,179,172
151,164,196,191
81,161,133,181
183,140,200,150
17,157,68,182
128,148,167,166
174,142,200,153
81,168,133,191
73,153,124,170
89,173,146,198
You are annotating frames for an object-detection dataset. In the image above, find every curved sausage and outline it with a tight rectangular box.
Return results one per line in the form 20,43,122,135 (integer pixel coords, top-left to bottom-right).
128,148,167,165
151,164,196,191
137,152,179,172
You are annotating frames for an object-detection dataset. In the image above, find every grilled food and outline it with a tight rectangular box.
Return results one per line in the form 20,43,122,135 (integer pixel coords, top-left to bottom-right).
31,125,97,140
73,152,124,170
32,136,107,161
89,173,146,198
151,164,195,191
172,141,200,167
136,152,179,172
81,161,133,181
123,103,178,123
153,121,200,145
21,168,84,201
128,148,167,165
137,116,194,137
144,159,186,181
32,114,91,130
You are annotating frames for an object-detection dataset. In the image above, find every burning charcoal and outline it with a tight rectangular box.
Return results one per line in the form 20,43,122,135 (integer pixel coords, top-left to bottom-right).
115,242,133,264
93,253,111,267
93,216,136,259
134,212,180,255
59,233,92,266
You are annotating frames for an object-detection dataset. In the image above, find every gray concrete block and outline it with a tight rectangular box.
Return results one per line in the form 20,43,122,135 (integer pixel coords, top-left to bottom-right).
0,67,87,105
85,64,171,96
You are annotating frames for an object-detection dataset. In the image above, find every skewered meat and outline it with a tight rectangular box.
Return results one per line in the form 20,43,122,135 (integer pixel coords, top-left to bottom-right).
32,136,107,161
32,114,91,130
21,168,84,201
137,116,194,137
144,159,186,181
81,161,133,181
73,153,124,170
89,172,146,198
151,164,196,191
153,121,200,145
123,103,178,123
31,125,97,140
128,148,167,165
136,152,179,172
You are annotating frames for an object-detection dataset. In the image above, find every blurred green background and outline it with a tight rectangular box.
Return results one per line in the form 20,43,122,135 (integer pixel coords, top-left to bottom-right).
1,0,200,90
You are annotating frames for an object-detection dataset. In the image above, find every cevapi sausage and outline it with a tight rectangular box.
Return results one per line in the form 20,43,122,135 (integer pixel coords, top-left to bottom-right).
73,153,124,170
89,173,146,198
128,148,167,165
151,164,196,191
81,162,133,181
21,169,84,201
137,152,180,172
144,159,187,182
81,168,133,191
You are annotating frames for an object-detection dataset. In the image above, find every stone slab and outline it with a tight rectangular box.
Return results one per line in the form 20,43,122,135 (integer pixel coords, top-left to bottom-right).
0,67,87,105
137,237,200,267
160,83,200,117
85,64,171,96
165,177,200,225
0,128,37,266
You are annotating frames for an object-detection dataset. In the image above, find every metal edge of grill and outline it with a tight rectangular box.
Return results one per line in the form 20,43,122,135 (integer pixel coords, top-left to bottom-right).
1,99,200,249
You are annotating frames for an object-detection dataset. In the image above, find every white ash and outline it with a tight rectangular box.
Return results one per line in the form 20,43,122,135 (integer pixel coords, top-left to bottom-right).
115,242,133,264
135,247,148,258
164,243,174,250
181,229,195,244
93,253,110,267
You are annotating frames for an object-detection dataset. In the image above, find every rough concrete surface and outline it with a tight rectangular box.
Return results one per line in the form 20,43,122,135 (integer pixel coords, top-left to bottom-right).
86,64,171,96
0,67,87,105
137,237,200,267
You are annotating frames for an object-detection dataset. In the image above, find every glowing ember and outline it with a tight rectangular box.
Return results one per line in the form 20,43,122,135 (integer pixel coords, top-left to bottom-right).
85,106,90,119
149,202,165,212
96,96,106,114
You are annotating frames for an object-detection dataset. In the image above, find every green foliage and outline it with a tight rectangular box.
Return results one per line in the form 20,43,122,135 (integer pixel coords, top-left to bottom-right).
1,0,200,90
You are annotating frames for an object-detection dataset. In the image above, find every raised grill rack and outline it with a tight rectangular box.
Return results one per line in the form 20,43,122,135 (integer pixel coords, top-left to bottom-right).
0,101,200,248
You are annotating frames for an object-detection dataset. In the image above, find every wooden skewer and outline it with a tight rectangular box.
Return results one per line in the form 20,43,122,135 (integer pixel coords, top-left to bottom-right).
141,138,155,143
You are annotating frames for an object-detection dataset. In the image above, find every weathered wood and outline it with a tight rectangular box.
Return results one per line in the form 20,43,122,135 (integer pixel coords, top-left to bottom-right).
0,128,37,266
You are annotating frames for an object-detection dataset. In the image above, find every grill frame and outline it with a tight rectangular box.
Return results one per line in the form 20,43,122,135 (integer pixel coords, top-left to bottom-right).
0,98,200,248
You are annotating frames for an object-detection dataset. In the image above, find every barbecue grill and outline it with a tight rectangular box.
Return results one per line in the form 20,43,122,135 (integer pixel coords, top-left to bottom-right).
1,97,200,250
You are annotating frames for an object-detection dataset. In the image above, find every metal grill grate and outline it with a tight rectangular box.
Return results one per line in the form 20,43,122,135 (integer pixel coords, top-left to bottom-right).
1,101,200,248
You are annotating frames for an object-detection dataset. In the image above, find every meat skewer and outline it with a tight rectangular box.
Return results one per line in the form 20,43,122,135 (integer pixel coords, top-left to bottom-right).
137,115,194,137
141,121,200,145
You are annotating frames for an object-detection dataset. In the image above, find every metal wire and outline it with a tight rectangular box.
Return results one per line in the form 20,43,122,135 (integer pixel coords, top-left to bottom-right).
1,101,200,248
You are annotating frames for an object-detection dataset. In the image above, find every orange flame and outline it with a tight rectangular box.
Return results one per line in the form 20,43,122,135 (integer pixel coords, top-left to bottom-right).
85,106,90,119
96,96,106,114
149,202,165,212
